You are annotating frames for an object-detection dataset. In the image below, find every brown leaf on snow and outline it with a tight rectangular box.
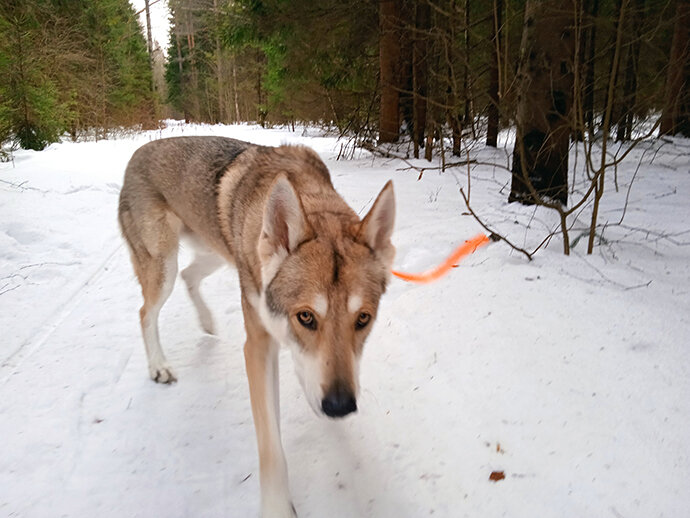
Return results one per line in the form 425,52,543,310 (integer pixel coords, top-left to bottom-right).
489,471,505,482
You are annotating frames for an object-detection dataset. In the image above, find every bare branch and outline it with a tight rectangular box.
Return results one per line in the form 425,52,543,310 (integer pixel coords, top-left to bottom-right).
459,188,532,261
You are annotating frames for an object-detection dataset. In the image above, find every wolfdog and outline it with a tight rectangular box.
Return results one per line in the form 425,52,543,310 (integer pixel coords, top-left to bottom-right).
118,136,395,517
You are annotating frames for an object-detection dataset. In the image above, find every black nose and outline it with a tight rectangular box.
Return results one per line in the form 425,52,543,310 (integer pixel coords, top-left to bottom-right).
321,385,357,418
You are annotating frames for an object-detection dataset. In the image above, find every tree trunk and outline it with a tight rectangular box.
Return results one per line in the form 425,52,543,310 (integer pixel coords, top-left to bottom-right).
616,0,644,142
379,0,401,143
98,47,107,138
583,0,599,138
445,0,462,156
232,55,241,122
486,0,503,147
185,12,200,121
399,1,413,149
660,1,690,136
602,0,624,136
213,0,224,123
424,123,434,161
413,0,430,156
174,30,188,123
463,0,475,138
587,0,628,254
572,0,586,142
509,0,575,206
144,0,155,93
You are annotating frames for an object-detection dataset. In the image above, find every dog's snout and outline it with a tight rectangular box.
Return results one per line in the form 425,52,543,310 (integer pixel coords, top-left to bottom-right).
321,384,357,418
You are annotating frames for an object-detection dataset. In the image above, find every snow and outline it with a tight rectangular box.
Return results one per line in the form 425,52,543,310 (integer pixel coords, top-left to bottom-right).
1,122,689,518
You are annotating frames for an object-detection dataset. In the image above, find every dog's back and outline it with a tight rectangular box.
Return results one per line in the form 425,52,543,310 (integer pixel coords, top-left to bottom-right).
119,136,254,260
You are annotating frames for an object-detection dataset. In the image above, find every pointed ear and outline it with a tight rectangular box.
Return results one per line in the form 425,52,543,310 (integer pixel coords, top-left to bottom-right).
260,174,310,255
358,180,396,262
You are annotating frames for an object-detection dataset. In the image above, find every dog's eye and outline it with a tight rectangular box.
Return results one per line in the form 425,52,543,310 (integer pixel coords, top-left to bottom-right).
355,312,371,330
297,311,317,330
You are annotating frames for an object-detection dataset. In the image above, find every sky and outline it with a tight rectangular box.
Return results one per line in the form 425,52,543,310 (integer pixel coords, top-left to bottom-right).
130,0,171,49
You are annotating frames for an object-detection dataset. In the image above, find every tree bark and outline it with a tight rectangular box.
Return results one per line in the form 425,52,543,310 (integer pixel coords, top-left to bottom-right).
446,0,462,156
572,0,586,142
379,0,401,143
463,0,475,138
232,55,241,122
413,0,430,156
257,51,266,127
424,123,434,161
213,0,224,123
144,0,155,93
659,1,690,136
616,0,644,141
486,0,503,147
184,11,200,121
174,30,188,123
587,0,628,254
509,0,575,206
583,0,599,138
399,1,413,148
602,0,624,137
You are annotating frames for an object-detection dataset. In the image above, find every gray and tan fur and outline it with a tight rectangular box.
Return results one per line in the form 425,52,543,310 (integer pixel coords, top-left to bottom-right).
118,136,395,518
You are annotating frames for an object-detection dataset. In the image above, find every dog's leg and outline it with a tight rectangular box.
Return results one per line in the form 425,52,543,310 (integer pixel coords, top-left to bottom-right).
121,199,181,383
139,251,179,383
242,295,296,518
180,251,223,334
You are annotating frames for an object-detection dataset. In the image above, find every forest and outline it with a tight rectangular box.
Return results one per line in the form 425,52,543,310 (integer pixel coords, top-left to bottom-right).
1,0,688,253
2,0,688,148
160,0,689,145
3,0,688,148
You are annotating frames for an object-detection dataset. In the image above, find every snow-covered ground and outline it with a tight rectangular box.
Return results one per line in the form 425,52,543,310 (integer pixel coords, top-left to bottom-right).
1,122,689,518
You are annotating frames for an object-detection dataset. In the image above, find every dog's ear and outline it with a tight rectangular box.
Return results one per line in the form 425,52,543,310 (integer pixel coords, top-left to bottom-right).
357,180,395,265
260,174,310,255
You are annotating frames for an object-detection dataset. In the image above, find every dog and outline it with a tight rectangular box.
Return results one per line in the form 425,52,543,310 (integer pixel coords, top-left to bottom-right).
118,136,395,517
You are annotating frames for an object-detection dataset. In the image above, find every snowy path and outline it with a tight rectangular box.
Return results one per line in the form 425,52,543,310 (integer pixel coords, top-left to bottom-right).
1,124,689,518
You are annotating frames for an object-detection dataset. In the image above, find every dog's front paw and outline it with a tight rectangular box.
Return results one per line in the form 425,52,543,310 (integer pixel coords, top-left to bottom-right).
149,362,177,384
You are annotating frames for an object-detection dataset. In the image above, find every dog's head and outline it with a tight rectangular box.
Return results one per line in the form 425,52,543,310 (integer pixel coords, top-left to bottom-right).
256,174,395,418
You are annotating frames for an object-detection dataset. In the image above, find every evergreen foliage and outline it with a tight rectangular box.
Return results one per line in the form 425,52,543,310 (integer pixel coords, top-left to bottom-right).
167,0,378,128
1,0,685,154
225,0,379,127
164,0,681,146
0,0,155,150
0,3,65,150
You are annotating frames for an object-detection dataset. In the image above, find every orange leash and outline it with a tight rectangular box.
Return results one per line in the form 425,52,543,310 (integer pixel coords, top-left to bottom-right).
391,233,491,283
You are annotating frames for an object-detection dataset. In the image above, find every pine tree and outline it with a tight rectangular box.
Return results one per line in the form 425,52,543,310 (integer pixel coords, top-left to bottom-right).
0,3,64,150
0,0,155,149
